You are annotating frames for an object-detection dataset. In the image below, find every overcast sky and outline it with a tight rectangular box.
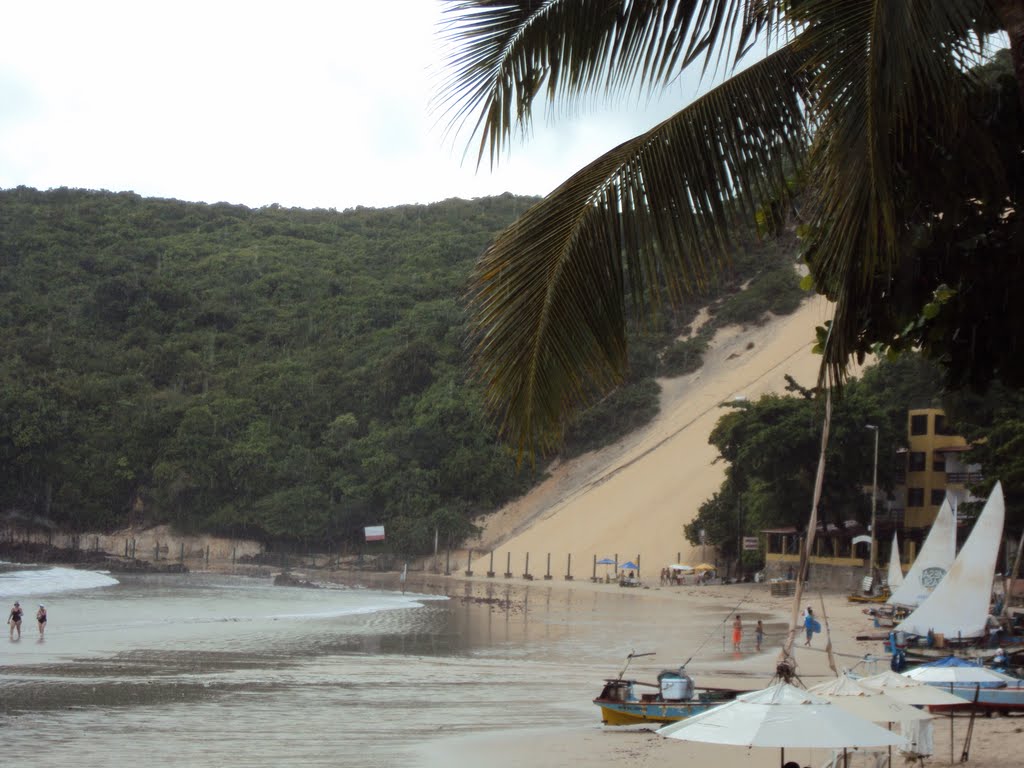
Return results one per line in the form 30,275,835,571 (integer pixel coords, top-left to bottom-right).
0,1,702,212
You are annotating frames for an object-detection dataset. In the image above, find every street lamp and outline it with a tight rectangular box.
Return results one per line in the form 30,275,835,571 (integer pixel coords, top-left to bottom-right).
865,424,880,577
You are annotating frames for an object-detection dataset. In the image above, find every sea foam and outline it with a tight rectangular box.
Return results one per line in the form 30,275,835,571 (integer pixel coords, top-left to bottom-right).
0,566,119,598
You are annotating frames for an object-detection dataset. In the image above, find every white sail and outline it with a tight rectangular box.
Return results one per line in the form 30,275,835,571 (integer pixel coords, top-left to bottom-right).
887,497,956,607
887,531,904,591
895,482,1004,640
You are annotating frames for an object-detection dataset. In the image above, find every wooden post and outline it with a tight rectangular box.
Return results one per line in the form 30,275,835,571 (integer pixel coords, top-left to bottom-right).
205,545,210,568
544,553,552,580
564,553,573,580
504,552,512,578
124,539,129,558
444,547,450,576
522,552,532,580
487,550,495,578
464,549,474,577
1004,532,1024,617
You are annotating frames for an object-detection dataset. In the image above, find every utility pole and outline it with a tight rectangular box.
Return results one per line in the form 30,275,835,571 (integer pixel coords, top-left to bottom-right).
866,424,880,578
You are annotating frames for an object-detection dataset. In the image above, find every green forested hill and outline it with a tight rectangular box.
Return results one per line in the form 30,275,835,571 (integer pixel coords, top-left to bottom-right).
0,186,802,554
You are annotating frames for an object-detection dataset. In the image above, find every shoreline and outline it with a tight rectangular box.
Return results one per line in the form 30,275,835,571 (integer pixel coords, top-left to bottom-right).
6,558,1021,766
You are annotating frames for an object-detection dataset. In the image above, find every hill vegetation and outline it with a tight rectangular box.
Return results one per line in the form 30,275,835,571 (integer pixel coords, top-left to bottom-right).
0,187,802,554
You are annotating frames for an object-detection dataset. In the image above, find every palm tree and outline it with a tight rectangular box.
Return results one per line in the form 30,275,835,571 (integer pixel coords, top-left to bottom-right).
434,1,1020,458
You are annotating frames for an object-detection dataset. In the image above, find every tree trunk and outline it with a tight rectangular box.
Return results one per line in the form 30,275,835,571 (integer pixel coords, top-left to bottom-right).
991,0,1024,108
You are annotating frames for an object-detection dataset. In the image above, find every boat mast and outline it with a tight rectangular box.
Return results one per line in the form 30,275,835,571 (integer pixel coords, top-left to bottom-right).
778,390,832,678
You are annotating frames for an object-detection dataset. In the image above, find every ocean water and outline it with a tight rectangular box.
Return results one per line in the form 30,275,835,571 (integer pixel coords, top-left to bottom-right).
0,565,764,767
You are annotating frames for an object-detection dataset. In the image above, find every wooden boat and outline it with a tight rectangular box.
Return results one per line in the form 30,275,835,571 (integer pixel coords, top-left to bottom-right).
593,653,745,726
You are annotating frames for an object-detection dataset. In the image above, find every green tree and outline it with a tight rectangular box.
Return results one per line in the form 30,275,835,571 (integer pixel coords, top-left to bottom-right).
436,1,1023,457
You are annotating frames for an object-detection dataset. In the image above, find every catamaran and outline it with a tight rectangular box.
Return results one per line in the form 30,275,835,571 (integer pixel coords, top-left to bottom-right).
894,482,1003,645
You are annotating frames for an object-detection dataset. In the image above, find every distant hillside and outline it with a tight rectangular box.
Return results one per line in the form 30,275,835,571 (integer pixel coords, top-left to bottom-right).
0,187,803,553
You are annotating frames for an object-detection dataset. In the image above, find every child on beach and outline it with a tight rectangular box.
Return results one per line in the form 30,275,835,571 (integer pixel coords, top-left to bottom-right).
732,614,742,651
755,620,764,651
37,604,47,638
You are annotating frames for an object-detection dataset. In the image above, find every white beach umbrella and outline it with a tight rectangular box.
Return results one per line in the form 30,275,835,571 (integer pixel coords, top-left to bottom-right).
807,675,932,722
903,662,1020,686
658,683,904,750
857,670,967,707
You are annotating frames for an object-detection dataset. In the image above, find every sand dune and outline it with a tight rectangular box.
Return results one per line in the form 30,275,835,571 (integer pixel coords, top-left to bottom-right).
469,296,834,579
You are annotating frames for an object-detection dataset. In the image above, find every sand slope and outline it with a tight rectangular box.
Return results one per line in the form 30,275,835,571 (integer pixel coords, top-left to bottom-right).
470,297,834,578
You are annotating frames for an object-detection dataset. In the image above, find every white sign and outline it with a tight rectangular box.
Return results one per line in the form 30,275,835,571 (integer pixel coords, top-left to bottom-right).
742,536,759,551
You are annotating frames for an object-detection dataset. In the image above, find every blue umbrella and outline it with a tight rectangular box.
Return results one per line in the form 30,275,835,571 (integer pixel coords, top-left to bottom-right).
620,561,639,571
596,557,616,565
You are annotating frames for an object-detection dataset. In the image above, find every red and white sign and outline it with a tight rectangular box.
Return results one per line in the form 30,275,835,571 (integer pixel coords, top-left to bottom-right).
364,525,385,542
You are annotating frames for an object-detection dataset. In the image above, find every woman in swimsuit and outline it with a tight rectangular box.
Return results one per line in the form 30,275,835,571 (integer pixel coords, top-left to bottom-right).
36,604,47,638
8,601,23,640
732,614,743,651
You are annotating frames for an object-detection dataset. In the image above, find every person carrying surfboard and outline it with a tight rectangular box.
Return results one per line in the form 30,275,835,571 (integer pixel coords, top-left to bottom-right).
802,606,819,646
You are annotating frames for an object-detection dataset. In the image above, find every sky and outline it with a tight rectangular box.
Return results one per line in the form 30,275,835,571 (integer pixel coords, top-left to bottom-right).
0,1,701,212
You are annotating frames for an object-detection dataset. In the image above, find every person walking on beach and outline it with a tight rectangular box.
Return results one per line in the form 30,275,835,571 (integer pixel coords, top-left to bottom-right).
36,604,47,638
732,614,743,651
8,601,23,640
755,619,764,651
802,606,815,646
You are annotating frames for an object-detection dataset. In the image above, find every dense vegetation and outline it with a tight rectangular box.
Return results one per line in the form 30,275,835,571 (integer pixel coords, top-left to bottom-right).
0,187,802,554
688,354,1024,568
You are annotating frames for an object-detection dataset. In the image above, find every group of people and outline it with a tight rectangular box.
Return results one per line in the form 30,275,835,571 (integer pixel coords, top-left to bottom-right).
729,606,819,653
731,615,766,652
7,601,46,640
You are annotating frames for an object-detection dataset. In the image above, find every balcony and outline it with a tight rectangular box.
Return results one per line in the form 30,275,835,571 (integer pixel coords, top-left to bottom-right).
946,471,984,485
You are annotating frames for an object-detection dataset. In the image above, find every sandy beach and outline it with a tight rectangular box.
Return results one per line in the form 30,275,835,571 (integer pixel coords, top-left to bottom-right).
467,296,837,578
379,572,1021,768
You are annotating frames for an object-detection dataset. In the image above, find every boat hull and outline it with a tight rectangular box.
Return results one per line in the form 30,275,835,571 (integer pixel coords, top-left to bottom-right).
594,696,728,725
925,683,1024,712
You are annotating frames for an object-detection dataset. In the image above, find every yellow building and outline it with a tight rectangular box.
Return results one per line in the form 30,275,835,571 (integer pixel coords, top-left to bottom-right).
901,408,979,529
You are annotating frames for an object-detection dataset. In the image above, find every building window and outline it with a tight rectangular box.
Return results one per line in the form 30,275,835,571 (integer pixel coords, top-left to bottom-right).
908,451,926,472
911,414,929,436
934,413,953,435
907,488,925,507
933,455,946,472
930,488,946,506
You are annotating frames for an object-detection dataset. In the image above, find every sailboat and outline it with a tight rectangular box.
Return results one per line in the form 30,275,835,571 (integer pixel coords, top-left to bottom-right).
887,531,904,592
893,482,1004,647
888,532,905,593
887,497,957,609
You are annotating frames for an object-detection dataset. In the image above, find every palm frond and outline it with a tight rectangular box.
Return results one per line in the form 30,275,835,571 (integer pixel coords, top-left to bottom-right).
433,0,787,168
794,0,996,387
468,44,810,458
